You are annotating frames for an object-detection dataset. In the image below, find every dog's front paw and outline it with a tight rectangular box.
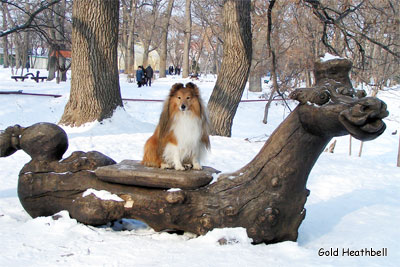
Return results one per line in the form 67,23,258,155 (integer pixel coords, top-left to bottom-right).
161,163,172,169
192,163,202,170
174,164,185,171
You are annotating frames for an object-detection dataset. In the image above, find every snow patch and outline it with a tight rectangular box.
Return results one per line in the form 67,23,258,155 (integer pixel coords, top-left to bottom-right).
320,53,343,62
211,172,222,184
191,228,253,246
167,188,182,192
82,188,124,202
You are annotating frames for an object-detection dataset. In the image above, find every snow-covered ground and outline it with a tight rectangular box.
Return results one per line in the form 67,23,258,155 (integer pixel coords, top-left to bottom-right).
0,68,399,266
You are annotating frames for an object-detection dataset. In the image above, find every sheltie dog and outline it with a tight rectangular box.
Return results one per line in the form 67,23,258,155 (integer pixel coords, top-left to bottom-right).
142,82,210,170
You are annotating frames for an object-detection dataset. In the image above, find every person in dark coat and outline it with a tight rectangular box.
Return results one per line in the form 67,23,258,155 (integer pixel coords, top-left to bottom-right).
168,65,174,75
136,66,144,87
175,66,181,75
145,65,154,86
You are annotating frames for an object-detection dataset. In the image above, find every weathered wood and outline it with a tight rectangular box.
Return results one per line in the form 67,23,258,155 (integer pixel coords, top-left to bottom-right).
0,58,389,244
95,160,218,189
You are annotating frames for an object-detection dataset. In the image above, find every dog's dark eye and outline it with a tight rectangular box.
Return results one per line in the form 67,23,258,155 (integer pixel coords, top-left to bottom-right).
187,97,190,100
178,96,181,99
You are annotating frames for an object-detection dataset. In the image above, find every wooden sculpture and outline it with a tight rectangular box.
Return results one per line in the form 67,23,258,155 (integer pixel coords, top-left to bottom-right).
0,58,388,244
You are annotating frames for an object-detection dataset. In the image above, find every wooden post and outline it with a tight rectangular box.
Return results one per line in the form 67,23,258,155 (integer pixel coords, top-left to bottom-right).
358,141,363,157
397,134,400,167
349,136,352,156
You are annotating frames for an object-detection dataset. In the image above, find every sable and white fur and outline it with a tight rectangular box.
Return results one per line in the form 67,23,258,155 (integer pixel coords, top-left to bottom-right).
142,82,210,170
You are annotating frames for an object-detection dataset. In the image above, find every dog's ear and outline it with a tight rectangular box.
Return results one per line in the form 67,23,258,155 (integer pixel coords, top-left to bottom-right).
185,82,200,97
169,83,184,97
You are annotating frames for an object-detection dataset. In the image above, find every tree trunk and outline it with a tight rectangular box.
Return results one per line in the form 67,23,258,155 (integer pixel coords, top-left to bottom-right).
121,1,129,73
142,44,150,67
262,87,277,124
305,70,312,87
47,50,57,81
266,0,279,103
47,0,67,82
126,0,137,76
158,0,174,78
249,67,263,92
207,0,252,137
249,21,267,93
1,3,9,68
60,0,122,127
182,0,191,78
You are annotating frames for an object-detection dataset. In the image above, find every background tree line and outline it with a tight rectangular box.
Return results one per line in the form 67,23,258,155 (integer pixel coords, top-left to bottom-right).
3,0,398,86
0,0,398,133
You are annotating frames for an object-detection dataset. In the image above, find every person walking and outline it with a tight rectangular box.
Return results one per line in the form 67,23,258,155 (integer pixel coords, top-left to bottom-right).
145,65,154,87
136,66,144,87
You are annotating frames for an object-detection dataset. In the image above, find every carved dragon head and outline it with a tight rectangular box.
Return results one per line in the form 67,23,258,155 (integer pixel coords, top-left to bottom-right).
289,58,388,141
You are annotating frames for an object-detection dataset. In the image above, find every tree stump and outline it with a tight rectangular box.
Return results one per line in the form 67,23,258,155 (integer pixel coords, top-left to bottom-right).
0,58,388,244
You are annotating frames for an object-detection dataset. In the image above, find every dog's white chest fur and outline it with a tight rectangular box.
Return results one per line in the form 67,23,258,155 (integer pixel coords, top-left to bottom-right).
163,111,205,167
173,112,202,146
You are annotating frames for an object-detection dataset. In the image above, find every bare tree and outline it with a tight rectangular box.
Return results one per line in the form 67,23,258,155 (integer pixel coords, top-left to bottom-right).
0,0,73,79
47,0,69,82
158,0,174,78
192,0,223,74
120,0,138,78
0,0,62,38
182,0,191,78
136,0,161,67
248,0,268,92
263,0,279,124
1,3,10,68
302,0,400,90
60,0,122,127
207,0,252,137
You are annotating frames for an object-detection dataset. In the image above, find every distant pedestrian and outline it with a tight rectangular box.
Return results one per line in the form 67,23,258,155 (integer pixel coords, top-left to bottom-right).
145,65,154,87
168,65,174,75
25,61,30,72
136,66,145,87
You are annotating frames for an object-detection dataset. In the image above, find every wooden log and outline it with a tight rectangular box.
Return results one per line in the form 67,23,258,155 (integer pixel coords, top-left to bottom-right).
95,160,219,189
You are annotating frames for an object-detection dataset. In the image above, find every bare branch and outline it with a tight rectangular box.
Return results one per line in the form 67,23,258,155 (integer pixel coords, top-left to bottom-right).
0,0,61,37
302,0,399,59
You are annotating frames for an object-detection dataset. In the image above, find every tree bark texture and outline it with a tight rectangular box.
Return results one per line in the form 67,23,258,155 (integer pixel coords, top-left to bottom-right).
182,0,191,78
207,0,252,137
60,0,122,127
158,0,174,78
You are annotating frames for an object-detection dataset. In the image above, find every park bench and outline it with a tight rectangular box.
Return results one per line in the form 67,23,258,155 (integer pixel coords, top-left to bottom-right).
11,73,34,81
11,71,47,83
